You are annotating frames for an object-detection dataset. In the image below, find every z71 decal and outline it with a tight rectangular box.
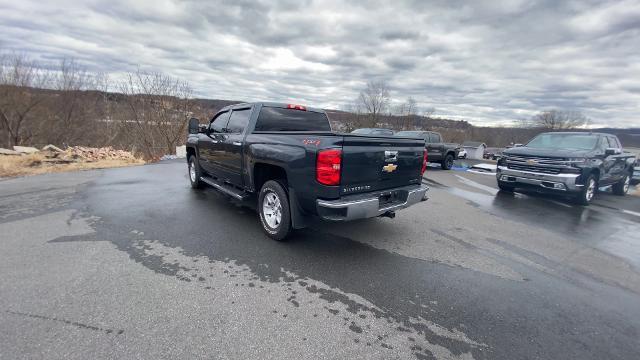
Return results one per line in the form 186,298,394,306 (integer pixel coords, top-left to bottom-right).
302,138,321,147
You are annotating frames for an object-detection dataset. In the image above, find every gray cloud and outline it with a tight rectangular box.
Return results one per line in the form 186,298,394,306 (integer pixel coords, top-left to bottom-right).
1,0,639,127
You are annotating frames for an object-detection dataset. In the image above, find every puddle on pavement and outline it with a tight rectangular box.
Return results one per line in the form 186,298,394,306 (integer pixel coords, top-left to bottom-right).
441,175,640,270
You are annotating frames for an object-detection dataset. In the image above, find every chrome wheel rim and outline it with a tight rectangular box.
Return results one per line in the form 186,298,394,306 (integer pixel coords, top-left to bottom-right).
623,176,630,193
586,178,596,201
189,161,196,182
262,192,282,229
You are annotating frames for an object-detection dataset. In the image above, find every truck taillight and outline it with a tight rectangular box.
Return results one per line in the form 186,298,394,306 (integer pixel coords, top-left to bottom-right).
421,149,428,176
317,149,342,185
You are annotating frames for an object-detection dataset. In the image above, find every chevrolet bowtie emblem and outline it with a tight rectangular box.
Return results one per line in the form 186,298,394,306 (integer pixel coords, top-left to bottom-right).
382,163,398,173
527,159,537,165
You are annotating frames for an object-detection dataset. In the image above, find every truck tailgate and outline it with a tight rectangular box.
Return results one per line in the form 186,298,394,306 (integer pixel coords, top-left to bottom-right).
340,135,424,195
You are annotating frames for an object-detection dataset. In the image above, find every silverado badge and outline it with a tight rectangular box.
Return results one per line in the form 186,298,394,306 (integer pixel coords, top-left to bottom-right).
382,163,398,173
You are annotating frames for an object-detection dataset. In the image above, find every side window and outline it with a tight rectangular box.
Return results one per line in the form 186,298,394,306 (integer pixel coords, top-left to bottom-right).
604,137,613,149
226,109,251,134
599,137,609,151
610,136,621,149
210,111,230,133
432,133,441,143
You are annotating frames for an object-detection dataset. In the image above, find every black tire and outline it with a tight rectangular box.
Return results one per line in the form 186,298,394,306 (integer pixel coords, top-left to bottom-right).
188,155,203,189
258,180,292,241
575,174,597,205
498,181,515,192
612,173,630,196
441,154,454,170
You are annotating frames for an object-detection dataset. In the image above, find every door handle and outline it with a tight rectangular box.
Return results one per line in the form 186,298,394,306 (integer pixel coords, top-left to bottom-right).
232,142,242,146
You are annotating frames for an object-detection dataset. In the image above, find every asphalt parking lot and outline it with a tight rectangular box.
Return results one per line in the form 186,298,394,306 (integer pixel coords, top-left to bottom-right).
1,160,639,359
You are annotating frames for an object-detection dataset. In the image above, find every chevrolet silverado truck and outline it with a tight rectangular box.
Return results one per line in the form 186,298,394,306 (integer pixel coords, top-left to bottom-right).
497,132,636,205
186,102,429,240
395,131,460,169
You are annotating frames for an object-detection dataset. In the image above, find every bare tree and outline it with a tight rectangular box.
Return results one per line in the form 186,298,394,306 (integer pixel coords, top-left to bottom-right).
118,69,195,158
356,80,390,127
531,110,588,130
0,54,48,147
42,58,101,146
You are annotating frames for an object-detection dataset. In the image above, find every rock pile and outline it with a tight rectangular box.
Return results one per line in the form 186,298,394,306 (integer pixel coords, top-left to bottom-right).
66,146,136,161
1,145,138,164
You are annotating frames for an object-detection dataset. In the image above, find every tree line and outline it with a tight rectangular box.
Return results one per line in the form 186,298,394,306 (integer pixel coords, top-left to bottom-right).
336,80,595,146
1,52,609,157
0,53,205,159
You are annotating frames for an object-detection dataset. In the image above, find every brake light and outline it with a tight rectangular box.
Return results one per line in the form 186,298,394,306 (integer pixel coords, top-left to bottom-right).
287,104,307,111
317,149,341,185
421,149,428,176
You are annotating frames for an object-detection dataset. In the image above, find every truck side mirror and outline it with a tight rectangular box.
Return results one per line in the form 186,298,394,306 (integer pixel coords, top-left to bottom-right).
604,148,617,156
188,117,200,134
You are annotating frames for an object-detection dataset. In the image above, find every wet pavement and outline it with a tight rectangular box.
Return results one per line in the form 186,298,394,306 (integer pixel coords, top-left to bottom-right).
1,160,639,359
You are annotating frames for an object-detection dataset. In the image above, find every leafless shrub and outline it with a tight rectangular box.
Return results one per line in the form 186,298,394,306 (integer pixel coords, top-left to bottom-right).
530,110,588,130
118,69,195,159
356,80,390,127
0,54,49,147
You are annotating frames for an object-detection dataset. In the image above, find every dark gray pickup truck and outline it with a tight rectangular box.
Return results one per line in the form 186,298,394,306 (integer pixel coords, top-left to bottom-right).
186,102,429,240
497,132,636,205
395,131,460,169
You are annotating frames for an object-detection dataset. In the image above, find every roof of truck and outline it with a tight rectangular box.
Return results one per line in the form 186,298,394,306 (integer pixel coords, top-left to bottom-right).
219,102,326,113
540,131,609,136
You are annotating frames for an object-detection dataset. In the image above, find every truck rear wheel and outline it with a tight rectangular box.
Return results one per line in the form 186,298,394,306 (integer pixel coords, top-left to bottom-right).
188,155,203,189
575,174,597,205
612,174,630,196
258,180,292,241
441,154,454,170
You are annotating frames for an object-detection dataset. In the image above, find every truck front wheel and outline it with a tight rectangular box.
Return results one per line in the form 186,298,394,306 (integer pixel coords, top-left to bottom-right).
498,181,515,192
258,180,292,241
188,155,203,189
575,174,597,205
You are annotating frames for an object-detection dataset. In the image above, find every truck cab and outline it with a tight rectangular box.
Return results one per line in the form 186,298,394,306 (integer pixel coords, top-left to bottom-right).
395,131,460,170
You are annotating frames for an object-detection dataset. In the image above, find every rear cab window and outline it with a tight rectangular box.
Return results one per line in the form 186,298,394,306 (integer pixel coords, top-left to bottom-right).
254,107,331,132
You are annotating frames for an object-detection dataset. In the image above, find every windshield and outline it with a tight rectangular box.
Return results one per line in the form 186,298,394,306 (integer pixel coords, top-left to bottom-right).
351,128,373,134
526,133,598,150
395,131,423,137
351,128,394,135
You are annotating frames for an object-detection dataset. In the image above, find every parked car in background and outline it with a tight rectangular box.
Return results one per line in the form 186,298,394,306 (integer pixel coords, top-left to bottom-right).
458,148,467,159
395,131,461,170
484,147,504,160
186,103,429,240
351,128,395,136
497,132,636,205
633,160,640,184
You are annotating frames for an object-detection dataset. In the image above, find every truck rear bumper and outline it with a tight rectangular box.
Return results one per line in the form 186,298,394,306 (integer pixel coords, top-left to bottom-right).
316,184,429,221
497,166,583,192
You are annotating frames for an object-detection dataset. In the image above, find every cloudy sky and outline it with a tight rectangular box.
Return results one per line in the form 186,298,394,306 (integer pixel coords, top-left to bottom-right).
1,0,640,127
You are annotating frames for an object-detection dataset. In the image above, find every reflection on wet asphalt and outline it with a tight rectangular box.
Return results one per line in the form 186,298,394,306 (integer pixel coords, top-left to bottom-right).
425,168,640,270
1,160,640,360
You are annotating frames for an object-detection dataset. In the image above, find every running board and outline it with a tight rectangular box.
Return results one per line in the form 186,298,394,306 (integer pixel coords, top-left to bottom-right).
200,176,249,201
